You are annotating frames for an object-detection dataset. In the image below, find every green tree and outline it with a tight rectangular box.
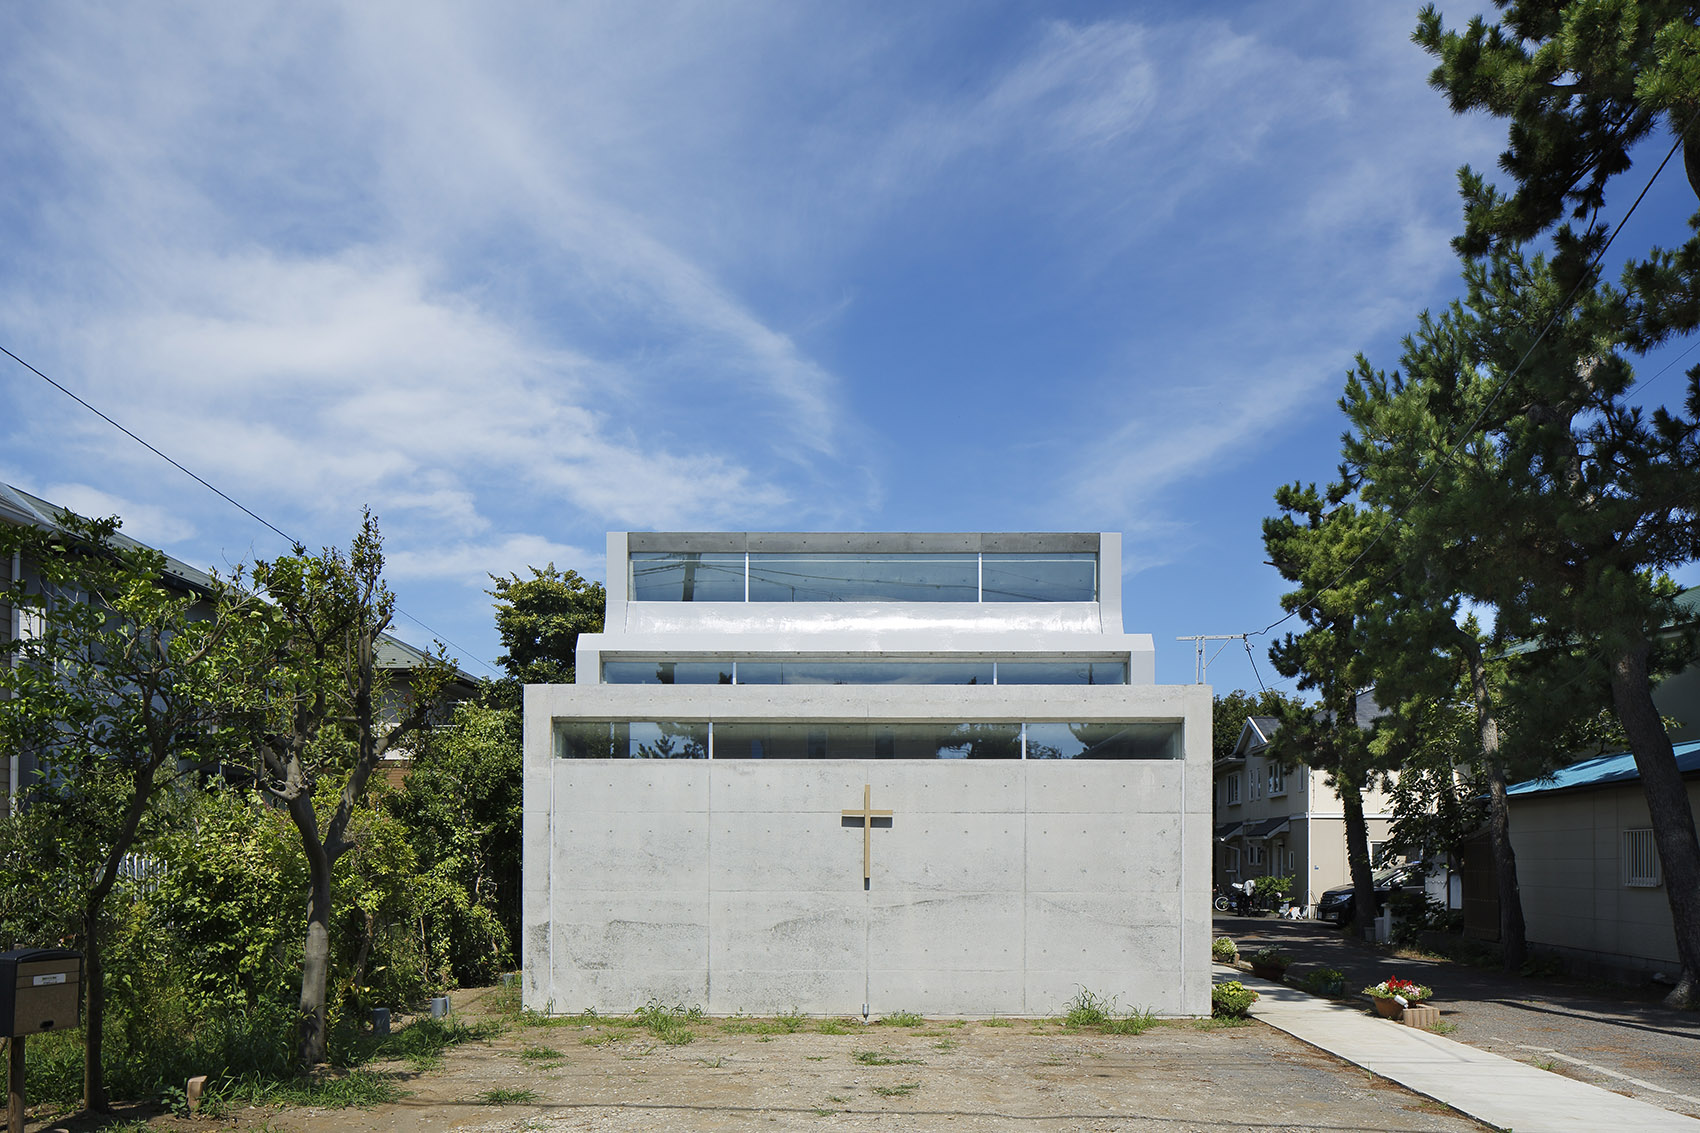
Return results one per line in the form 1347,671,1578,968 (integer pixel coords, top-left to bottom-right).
0,513,258,1111
487,564,606,695
235,512,456,1067
1346,242,1700,1006
1416,0,1700,338
1211,689,1299,762
1262,485,1399,939
390,701,524,983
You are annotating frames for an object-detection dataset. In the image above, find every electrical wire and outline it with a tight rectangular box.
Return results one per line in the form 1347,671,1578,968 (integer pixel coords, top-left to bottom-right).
1,343,500,676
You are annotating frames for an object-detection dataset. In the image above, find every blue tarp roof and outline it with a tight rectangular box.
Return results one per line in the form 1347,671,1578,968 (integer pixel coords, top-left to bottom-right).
1507,740,1700,797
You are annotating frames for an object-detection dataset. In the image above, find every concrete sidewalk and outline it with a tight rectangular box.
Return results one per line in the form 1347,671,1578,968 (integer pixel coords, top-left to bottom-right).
1221,966,1700,1133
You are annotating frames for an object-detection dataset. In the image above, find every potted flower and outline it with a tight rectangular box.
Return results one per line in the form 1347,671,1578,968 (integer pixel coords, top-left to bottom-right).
1363,976,1433,1018
1247,946,1291,981
1301,967,1346,997
1211,936,1239,964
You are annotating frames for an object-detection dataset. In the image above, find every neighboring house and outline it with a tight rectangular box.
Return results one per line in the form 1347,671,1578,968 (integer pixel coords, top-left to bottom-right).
1,480,475,804
1499,741,1700,982
1461,588,1699,978
524,531,1213,1018
1212,703,1402,913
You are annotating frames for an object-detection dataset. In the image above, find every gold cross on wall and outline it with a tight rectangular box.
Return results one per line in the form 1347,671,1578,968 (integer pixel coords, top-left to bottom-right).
842,783,892,883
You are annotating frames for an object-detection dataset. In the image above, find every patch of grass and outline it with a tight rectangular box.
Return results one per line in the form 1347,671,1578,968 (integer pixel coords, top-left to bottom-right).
476,1087,540,1106
853,1049,923,1066
933,1038,958,1052
518,1043,565,1067
698,1056,725,1068
942,1020,966,1028
214,1068,404,1110
879,1010,924,1027
815,1018,855,1035
1063,987,1156,1034
1102,1007,1158,1036
633,999,703,1045
981,1017,1011,1028
1531,1056,1559,1072
805,1055,827,1061
775,1008,809,1033
580,1033,616,1047
92,1122,154,1133
1431,1019,1459,1035
872,1082,920,1098
812,1107,837,1116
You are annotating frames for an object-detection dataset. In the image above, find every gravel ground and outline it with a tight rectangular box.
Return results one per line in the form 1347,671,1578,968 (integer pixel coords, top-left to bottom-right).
1217,913,1700,1120
26,988,1496,1133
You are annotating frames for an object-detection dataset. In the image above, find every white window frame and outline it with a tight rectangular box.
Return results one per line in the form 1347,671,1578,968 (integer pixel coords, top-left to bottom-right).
1268,763,1285,796
1624,828,1661,888
1225,774,1241,806
1249,767,1263,800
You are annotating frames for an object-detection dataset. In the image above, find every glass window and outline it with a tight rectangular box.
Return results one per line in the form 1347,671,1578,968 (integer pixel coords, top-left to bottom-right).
553,720,709,758
740,660,992,685
1023,722,1180,760
603,661,733,685
629,552,746,601
996,661,1126,685
747,553,977,602
709,721,1020,760
980,552,1096,602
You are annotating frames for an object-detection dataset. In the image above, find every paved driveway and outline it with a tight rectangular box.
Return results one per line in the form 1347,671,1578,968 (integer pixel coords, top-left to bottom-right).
1216,913,1700,1120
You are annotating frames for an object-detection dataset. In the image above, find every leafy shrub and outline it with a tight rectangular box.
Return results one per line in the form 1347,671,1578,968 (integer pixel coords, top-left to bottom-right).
1301,968,1345,995
1248,946,1290,968
1212,981,1259,1018
1251,875,1293,900
1211,936,1239,962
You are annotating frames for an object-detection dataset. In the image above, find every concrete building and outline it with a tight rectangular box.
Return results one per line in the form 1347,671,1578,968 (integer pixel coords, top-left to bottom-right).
523,532,1212,1018
1212,711,1399,913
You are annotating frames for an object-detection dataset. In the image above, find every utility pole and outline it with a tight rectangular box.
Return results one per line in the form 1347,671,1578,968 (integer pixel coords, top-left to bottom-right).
1176,634,1244,685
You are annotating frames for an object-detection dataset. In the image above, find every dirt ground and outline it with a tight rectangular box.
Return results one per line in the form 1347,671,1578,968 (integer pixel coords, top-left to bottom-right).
29,987,1495,1133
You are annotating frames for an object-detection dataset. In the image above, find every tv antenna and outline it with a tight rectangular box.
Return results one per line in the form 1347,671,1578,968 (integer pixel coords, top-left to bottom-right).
1176,634,1244,685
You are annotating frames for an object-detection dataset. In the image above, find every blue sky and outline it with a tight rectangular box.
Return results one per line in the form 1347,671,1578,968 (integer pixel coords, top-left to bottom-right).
2,2,1696,693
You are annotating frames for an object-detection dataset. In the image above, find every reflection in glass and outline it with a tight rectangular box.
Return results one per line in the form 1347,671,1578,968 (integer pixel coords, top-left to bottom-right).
747,553,977,602
710,721,1020,759
766,661,992,685
603,661,734,685
996,661,1126,685
981,553,1097,602
630,553,746,601
625,721,709,759
1023,722,1180,760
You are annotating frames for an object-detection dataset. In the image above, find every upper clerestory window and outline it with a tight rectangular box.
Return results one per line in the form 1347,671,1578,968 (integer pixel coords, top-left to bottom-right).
630,550,1097,603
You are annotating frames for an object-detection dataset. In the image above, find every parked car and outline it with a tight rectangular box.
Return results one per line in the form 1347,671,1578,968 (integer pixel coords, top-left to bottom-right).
1316,862,1426,925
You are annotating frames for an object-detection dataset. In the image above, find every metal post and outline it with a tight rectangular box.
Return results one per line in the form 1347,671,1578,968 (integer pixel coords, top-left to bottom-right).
8,1034,24,1133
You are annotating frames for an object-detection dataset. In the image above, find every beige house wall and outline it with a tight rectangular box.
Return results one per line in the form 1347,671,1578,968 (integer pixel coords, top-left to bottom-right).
1214,756,1397,909
1511,779,1699,976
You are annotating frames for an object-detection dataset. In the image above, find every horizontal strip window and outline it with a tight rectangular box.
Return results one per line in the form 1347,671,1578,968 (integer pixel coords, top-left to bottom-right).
630,551,1096,603
552,720,1180,760
601,659,1127,686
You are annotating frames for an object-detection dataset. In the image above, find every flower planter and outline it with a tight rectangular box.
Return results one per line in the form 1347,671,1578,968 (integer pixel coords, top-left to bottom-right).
1249,963,1288,981
1315,978,1346,997
1371,996,1403,1019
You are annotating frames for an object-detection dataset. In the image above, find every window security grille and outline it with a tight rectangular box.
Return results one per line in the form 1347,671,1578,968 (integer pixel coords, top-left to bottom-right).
1624,828,1660,887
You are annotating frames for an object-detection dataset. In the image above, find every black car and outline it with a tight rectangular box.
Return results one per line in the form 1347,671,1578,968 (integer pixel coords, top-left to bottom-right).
1316,862,1426,925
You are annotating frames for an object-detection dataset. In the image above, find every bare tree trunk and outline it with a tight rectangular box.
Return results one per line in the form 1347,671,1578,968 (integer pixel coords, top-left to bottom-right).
1610,639,1700,1010
1340,775,1378,940
1484,761,1527,970
1459,634,1527,969
80,905,106,1113
293,796,335,1069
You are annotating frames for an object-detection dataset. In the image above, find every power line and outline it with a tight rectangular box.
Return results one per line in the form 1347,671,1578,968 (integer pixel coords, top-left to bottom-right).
2,342,298,546
1247,111,1697,643
1,343,501,677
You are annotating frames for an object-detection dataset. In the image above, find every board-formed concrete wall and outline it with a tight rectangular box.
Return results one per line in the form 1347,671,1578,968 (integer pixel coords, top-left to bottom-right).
523,683,1213,1018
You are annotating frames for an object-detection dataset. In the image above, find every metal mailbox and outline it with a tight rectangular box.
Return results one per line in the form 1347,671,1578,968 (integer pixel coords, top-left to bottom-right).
0,949,81,1037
